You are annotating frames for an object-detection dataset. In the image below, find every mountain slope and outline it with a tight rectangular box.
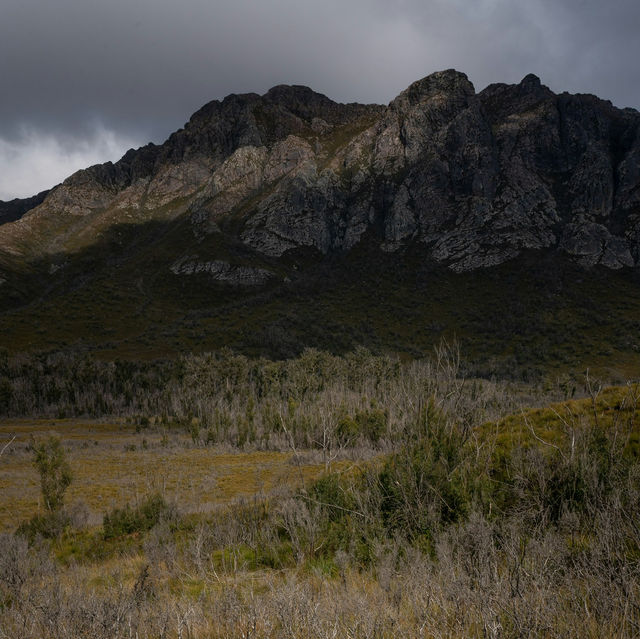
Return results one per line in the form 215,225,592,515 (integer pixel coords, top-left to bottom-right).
2,70,639,273
0,70,639,373
0,190,50,226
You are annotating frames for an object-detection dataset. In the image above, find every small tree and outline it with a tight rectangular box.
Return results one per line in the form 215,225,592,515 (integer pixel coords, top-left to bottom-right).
32,436,72,513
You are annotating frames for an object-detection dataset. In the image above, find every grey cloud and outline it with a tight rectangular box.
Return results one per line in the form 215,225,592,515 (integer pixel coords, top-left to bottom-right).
1,0,639,198
0,125,140,199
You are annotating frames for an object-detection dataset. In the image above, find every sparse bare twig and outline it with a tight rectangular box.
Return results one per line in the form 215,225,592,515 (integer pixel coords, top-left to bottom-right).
521,410,567,463
0,434,15,458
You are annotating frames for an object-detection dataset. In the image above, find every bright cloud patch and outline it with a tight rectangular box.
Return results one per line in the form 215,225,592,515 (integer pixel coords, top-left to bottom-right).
0,126,142,200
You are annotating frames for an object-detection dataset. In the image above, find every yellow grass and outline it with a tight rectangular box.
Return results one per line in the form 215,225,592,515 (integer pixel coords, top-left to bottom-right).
0,418,346,533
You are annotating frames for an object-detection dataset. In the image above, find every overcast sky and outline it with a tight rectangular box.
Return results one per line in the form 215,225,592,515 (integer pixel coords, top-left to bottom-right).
1,0,638,200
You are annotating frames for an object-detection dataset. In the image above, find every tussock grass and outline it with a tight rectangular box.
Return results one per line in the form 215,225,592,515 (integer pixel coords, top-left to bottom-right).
484,382,640,457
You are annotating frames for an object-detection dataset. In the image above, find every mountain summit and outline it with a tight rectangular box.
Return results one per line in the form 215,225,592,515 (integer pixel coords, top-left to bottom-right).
2,69,639,276
1,70,640,363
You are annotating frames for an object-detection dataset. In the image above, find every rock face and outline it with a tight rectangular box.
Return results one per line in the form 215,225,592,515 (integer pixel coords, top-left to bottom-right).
1,70,640,277
0,190,50,226
169,257,274,286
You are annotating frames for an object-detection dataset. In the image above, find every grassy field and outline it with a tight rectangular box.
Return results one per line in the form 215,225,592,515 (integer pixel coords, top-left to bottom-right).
0,419,351,533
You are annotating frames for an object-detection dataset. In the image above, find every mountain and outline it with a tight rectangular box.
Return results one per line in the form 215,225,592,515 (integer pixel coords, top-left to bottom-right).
1,70,640,375
0,190,50,227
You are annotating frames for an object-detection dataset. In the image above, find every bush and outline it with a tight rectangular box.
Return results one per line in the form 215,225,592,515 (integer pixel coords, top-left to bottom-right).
355,407,387,442
378,439,469,539
15,511,71,545
0,533,54,605
31,436,72,514
336,407,387,444
310,474,355,523
15,435,73,544
103,494,176,540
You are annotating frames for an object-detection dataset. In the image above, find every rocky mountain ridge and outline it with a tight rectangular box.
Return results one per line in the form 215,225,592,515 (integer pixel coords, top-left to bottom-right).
0,190,50,226
1,69,640,284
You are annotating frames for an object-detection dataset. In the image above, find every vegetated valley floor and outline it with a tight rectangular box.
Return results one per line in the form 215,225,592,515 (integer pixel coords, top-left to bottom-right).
2,345,640,637
0,418,346,534
2,232,640,636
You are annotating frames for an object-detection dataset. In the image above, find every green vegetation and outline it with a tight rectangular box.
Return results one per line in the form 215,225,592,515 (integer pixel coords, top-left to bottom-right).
32,435,73,513
103,493,176,540
336,406,387,444
298,384,640,565
1,347,640,637
14,435,73,543
1,216,640,382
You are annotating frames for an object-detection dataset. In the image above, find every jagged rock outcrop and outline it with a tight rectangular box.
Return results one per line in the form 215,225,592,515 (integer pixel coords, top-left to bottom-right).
0,190,50,226
1,70,640,279
169,257,274,286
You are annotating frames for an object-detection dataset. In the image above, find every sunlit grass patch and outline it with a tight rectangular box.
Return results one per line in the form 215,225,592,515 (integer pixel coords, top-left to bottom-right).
478,383,640,457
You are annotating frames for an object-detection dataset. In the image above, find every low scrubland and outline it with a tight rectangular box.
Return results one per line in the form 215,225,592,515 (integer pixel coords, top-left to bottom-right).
1,344,639,638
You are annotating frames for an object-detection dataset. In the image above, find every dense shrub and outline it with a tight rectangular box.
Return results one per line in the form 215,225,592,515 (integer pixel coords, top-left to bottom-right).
336,407,387,444
293,385,640,570
103,494,176,540
31,436,72,513
15,436,73,544
15,511,71,545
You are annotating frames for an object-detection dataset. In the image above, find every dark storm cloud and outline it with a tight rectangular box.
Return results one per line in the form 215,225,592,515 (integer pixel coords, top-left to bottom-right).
1,0,639,199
